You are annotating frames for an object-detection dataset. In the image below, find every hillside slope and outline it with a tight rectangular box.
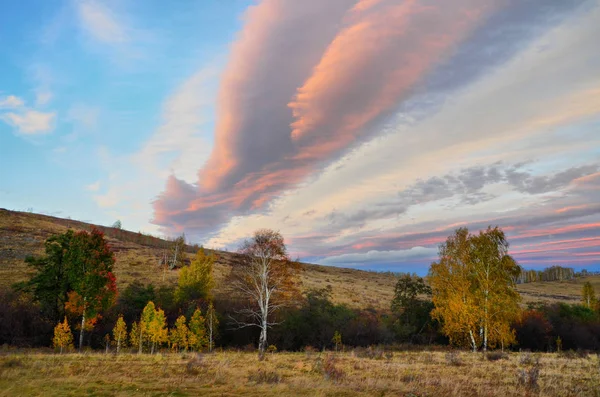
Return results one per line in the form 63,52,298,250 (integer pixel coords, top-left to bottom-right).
0,209,595,309
0,209,397,309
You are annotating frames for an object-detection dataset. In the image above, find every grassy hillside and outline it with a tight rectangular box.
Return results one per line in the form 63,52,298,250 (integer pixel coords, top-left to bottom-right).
0,209,396,310
0,208,595,309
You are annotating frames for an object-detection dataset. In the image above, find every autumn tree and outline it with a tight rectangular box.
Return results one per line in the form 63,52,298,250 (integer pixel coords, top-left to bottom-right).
582,282,597,309
205,302,219,352
229,229,301,360
188,308,207,351
174,248,215,305
21,229,117,351
66,229,118,351
53,317,73,353
113,315,127,354
138,301,167,353
170,315,189,352
429,227,521,352
130,321,140,351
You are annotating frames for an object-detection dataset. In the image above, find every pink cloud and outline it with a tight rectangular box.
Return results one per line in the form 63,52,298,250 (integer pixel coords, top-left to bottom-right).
153,0,500,235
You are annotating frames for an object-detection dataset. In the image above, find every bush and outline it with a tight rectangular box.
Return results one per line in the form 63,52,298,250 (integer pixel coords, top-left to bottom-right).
517,357,540,391
185,354,205,375
248,369,281,384
322,354,345,382
445,351,462,366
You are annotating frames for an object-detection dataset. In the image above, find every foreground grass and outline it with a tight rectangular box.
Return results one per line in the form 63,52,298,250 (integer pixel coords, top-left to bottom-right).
1,350,599,396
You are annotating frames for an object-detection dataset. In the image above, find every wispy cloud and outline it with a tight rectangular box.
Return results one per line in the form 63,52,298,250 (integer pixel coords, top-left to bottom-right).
0,95,25,108
1,110,56,135
75,0,128,44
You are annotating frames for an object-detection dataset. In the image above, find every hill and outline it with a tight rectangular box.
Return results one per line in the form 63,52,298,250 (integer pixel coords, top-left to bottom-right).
0,209,596,309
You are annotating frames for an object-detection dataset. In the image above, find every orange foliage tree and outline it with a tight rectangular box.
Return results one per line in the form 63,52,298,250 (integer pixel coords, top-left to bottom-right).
429,227,521,352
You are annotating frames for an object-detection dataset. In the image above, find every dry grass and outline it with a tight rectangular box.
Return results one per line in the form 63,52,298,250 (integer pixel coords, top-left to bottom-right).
0,350,598,396
0,209,596,310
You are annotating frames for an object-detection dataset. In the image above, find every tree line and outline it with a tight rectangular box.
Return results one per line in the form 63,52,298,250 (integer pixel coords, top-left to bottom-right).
2,226,599,356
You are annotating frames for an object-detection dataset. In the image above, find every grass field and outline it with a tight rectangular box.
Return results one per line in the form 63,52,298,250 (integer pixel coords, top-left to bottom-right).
0,350,598,396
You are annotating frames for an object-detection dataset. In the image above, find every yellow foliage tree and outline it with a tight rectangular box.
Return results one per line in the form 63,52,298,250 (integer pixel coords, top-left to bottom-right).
582,282,597,309
429,227,521,352
113,315,127,354
189,308,207,351
53,317,73,353
129,321,140,352
174,248,215,304
169,315,189,353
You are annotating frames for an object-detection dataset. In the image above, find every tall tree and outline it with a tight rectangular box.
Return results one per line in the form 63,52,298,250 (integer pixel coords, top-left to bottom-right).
429,227,521,351
20,231,75,322
66,229,118,351
21,229,117,350
205,302,219,352
113,315,127,354
390,274,433,342
582,282,597,309
174,248,215,305
229,229,301,360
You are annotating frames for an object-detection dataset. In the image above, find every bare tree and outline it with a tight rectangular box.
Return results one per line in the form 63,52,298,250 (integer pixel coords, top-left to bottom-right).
229,229,301,360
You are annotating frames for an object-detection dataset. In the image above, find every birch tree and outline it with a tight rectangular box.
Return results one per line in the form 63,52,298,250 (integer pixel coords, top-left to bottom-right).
113,315,127,354
53,317,73,353
205,302,219,352
429,227,521,352
582,282,597,309
229,229,301,360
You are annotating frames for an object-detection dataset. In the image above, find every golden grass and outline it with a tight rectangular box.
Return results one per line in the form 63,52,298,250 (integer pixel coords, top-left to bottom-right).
0,350,598,396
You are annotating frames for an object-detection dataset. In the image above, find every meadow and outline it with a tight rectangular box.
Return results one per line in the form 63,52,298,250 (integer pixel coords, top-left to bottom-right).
0,349,599,396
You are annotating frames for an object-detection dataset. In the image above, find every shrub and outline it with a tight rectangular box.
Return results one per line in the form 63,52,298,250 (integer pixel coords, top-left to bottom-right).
248,369,281,384
445,351,462,366
322,354,345,382
517,357,541,392
518,352,534,366
185,354,205,375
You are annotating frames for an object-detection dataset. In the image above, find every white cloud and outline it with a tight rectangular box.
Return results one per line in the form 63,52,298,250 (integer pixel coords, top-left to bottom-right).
35,91,53,106
76,0,127,44
0,95,24,108
1,110,56,134
319,247,437,267
86,181,101,192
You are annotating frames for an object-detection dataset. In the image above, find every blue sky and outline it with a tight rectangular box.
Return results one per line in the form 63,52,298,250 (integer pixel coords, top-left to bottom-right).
1,0,600,273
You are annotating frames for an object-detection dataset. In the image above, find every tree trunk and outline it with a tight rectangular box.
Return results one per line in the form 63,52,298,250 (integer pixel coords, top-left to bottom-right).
208,317,213,353
117,335,121,354
151,341,155,355
139,328,143,354
79,311,86,352
469,330,477,352
258,322,267,361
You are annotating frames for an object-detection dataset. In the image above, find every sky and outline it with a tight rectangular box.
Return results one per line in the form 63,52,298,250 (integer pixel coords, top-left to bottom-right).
1,0,599,274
